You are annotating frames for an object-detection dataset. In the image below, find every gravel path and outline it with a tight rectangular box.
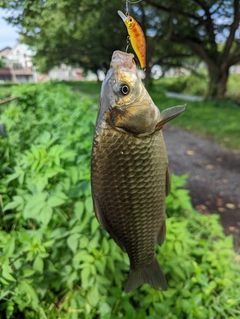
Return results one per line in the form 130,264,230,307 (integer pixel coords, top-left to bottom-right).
163,125,240,248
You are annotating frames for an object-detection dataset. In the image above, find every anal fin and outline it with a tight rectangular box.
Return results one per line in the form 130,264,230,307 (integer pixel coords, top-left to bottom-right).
157,221,166,246
166,166,171,196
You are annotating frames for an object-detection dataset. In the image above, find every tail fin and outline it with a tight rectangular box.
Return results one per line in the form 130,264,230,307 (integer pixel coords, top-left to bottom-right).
124,257,168,293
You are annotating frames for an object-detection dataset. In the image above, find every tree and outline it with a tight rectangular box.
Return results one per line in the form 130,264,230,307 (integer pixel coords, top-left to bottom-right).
0,0,200,78
0,0,126,75
128,3,197,81
1,0,239,99
0,58,6,68
146,0,240,100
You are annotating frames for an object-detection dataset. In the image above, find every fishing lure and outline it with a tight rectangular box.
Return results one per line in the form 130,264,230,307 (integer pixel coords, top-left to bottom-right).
118,10,146,69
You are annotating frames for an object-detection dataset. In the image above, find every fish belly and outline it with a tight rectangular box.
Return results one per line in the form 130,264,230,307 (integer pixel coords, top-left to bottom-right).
91,124,168,270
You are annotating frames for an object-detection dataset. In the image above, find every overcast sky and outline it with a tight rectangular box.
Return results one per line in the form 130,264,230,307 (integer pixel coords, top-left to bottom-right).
0,9,19,49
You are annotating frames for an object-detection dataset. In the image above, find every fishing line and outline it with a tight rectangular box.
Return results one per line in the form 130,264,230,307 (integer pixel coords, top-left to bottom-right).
125,0,142,52
126,0,142,14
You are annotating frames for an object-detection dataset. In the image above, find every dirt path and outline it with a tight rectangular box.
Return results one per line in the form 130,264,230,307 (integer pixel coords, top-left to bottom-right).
163,125,240,248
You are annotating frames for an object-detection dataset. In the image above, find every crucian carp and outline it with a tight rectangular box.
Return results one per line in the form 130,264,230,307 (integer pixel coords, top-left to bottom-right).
91,50,185,292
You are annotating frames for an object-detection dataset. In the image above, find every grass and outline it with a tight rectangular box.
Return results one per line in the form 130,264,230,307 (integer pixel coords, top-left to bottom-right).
72,79,240,150
1,77,240,150
66,80,102,96
226,73,240,102
150,90,240,149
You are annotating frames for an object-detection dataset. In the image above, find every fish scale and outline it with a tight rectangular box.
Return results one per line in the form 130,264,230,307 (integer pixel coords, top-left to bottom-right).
91,125,167,270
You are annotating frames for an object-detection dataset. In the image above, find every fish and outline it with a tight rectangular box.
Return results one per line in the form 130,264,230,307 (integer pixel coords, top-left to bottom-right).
118,10,146,69
91,50,185,293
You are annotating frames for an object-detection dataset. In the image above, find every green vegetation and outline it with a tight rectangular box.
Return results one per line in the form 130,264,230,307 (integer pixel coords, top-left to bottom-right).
1,83,240,318
0,85,17,101
150,74,240,150
63,79,240,150
3,0,240,99
154,73,208,97
154,73,240,103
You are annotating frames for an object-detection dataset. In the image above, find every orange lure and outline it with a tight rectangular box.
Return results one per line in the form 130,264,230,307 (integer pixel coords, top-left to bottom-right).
118,10,146,69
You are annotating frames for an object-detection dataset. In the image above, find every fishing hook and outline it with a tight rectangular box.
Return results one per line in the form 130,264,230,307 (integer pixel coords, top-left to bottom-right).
126,36,130,52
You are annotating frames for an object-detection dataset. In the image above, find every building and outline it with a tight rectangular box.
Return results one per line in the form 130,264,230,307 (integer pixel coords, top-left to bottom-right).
0,68,12,82
0,44,34,82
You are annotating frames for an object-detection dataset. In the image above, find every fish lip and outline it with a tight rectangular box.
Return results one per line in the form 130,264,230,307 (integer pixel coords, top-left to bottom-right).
110,50,136,71
118,10,127,23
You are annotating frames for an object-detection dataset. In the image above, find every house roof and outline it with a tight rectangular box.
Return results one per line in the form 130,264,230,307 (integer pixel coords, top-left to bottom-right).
0,68,11,75
0,47,12,58
0,67,33,76
13,68,33,76
0,47,12,52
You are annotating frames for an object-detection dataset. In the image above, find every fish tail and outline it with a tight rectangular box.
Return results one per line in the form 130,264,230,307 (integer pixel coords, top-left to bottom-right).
124,257,168,293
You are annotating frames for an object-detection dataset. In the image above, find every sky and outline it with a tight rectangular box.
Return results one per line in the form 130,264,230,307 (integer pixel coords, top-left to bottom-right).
0,8,19,49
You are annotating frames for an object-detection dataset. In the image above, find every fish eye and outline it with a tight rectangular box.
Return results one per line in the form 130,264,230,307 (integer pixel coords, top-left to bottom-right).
129,18,132,22
121,84,130,95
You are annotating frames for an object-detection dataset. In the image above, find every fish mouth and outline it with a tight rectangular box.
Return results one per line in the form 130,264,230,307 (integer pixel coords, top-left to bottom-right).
110,50,136,72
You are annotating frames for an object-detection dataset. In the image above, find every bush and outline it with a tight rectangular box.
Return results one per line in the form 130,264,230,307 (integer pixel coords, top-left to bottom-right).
0,83,240,319
154,73,207,97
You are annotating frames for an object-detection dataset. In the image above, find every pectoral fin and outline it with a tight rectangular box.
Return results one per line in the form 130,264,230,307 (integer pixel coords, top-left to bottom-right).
155,104,186,131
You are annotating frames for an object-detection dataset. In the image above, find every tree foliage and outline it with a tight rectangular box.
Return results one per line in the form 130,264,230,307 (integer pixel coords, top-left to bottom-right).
0,0,126,75
1,0,240,99
147,0,240,99
0,59,6,68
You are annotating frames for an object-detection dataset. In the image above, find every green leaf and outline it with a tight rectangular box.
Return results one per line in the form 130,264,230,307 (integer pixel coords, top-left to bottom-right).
0,231,9,245
79,236,89,249
174,241,182,255
101,237,109,254
49,227,67,239
85,196,93,213
123,301,137,319
3,236,15,257
91,218,99,234
3,201,20,212
2,269,16,282
35,177,48,192
23,269,36,278
48,191,68,207
39,205,53,225
153,303,169,315
6,301,14,319
0,277,9,285
74,201,85,220
95,260,105,275
99,302,111,318
87,285,99,307
23,193,48,219
67,233,80,254
33,256,44,273
18,280,39,305
81,266,91,290
43,239,55,248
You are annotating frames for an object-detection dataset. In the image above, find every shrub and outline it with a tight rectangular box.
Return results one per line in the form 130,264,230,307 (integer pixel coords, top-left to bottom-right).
0,83,240,319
